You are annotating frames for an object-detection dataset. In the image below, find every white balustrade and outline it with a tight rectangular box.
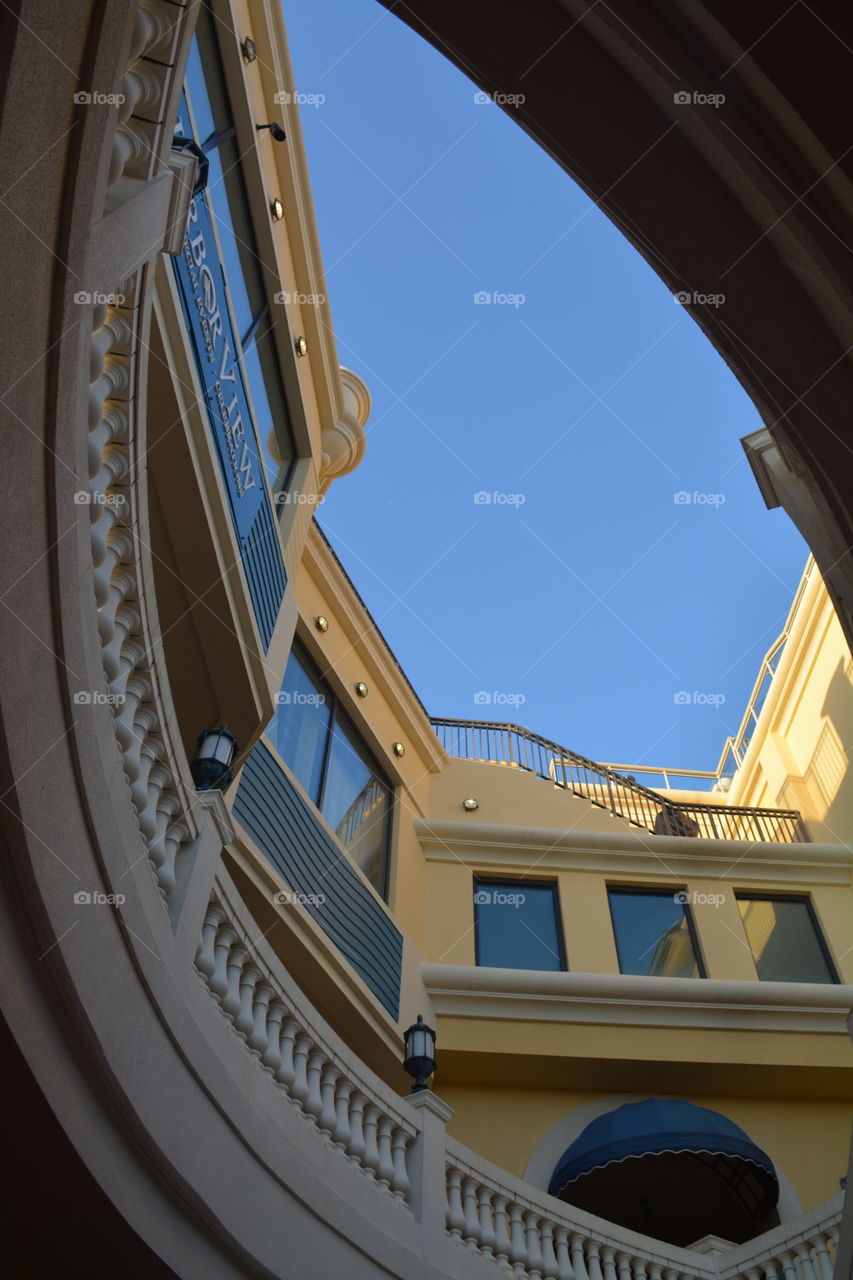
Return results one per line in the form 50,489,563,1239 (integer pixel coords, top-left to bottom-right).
192,878,845,1272
195,882,417,1206
442,1145,843,1280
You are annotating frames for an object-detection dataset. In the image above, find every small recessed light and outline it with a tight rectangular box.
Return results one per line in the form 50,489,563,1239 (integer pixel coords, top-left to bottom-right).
462,798,479,811
392,742,405,757
241,37,257,63
355,682,368,697
315,616,329,633
295,336,308,357
270,197,284,221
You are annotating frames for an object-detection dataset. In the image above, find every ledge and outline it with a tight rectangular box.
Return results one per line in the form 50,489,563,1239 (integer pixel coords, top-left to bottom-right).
414,818,853,884
422,964,853,1033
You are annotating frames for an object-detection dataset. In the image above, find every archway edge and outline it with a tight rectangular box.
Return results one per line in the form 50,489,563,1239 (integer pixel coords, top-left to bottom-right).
377,0,853,644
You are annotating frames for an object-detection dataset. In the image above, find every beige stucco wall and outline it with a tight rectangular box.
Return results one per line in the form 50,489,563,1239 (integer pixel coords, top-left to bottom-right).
437,1085,851,1216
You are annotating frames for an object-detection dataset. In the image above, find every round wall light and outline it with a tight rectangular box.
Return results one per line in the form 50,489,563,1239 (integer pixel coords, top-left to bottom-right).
355,682,368,698
392,742,405,757
270,197,284,221
315,615,329,632
462,798,479,812
241,37,257,63
295,336,308,357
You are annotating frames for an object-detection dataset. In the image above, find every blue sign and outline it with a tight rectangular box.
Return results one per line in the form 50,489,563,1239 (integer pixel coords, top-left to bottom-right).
172,96,286,649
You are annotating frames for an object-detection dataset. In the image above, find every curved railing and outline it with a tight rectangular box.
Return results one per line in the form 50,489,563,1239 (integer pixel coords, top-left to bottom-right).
195,870,417,1203
430,718,804,843
444,1137,842,1280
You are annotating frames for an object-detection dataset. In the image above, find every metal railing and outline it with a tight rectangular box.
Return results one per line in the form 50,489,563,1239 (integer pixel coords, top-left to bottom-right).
430,717,804,842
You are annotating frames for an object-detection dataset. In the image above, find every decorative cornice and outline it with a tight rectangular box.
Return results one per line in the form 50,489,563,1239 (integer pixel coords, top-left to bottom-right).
414,818,853,884
302,525,447,774
318,366,370,489
423,963,853,1033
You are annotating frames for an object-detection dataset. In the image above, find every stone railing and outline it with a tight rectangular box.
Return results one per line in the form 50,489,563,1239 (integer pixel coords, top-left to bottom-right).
86,284,197,900
444,1139,843,1280
716,1196,841,1280
107,0,185,194
195,872,418,1203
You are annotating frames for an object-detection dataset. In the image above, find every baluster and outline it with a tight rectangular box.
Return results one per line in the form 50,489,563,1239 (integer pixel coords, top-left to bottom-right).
390,1127,410,1202
222,943,247,1021
477,1185,496,1257
794,1245,819,1280
209,925,236,1002
555,1228,575,1280
303,1050,325,1124
376,1116,395,1189
289,1033,311,1110
778,1251,799,1280
810,1237,834,1280
744,1266,763,1280
317,1065,340,1138
647,1266,662,1280
332,1080,354,1154
235,963,260,1041
764,1262,782,1280
509,1202,528,1277
541,1220,560,1279
525,1210,545,1280
346,1091,366,1168
572,1234,592,1280
601,1247,616,1280
275,1017,299,1092
261,1000,286,1077
493,1194,513,1265
247,978,273,1057
588,1241,604,1280
362,1103,381,1178
446,1168,465,1239
461,1176,480,1247
632,1258,647,1280
195,905,224,979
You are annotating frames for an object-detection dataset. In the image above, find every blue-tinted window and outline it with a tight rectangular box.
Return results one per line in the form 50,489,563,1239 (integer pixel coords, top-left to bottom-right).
322,708,391,892
608,887,704,977
273,649,330,803
271,645,392,897
474,879,565,971
736,894,838,983
182,5,295,487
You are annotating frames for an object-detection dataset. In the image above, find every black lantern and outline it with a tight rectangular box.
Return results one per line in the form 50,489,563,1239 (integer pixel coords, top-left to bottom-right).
403,1014,436,1093
190,725,239,791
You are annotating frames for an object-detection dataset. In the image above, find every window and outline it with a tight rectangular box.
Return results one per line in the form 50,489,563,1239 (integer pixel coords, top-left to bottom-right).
272,644,393,897
736,894,838,983
608,887,705,978
181,2,295,491
474,879,565,971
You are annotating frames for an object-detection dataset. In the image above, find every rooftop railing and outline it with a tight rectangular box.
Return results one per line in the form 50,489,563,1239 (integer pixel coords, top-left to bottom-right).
430,717,804,843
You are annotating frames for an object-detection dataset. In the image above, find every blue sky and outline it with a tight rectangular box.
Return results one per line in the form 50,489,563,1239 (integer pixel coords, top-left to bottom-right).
282,0,808,778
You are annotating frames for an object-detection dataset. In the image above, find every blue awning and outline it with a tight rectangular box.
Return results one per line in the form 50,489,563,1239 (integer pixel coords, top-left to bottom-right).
549,1100,778,1198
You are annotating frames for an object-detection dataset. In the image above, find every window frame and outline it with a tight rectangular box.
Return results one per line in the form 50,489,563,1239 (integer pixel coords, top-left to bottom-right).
606,883,707,979
473,875,567,972
734,891,840,983
273,640,394,901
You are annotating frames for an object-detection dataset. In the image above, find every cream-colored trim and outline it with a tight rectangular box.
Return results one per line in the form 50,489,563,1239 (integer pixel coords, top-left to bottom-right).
414,818,853,884
301,525,448,773
152,259,278,706
726,557,826,809
423,963,853,1033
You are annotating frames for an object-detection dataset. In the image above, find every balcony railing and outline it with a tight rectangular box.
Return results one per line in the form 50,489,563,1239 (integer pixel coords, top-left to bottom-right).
430,718,804,843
